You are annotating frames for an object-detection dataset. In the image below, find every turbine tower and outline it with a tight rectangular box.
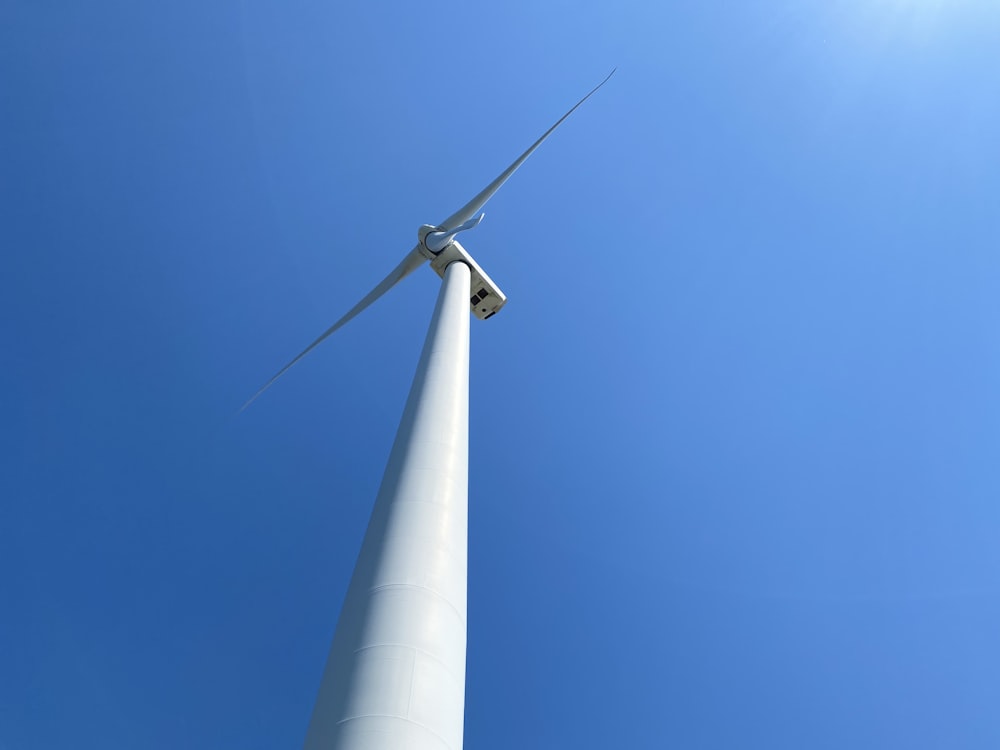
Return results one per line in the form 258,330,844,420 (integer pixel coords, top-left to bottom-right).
242,70,614,750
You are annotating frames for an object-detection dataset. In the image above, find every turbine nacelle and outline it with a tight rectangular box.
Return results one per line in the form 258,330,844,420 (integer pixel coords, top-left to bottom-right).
429,240,506,320
418,213,485,257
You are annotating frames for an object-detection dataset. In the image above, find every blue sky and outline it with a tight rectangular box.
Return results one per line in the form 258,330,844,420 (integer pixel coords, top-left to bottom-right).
3,1,999,747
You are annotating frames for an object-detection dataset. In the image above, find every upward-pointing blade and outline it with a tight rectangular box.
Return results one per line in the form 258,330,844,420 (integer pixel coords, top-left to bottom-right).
239,247,427,412
436,68,616,233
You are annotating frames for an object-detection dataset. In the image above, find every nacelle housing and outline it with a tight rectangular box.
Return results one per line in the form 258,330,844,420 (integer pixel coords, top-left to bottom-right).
429,240,506,320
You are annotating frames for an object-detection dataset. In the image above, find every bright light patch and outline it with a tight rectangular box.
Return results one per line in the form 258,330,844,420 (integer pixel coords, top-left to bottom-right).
833,0,989,52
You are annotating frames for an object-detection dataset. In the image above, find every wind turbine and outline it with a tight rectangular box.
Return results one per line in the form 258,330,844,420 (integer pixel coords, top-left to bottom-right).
243,70,614,750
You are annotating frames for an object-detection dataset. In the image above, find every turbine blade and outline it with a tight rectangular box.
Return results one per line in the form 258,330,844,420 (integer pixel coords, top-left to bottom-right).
239,247,427,412
437,68,615,232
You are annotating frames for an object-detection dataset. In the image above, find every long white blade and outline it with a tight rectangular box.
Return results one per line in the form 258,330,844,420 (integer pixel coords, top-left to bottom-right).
239,247,427,412
437,68,615,232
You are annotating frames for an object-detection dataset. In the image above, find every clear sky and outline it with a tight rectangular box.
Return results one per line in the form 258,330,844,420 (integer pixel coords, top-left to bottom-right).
3,1,999,748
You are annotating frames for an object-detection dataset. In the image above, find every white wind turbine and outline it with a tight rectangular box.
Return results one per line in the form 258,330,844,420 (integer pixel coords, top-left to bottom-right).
243,70,614,750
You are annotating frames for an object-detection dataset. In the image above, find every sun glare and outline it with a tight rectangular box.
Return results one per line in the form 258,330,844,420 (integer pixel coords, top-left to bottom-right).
838,0,986,49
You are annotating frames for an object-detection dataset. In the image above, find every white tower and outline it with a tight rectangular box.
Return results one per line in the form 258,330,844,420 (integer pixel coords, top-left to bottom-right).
304,260,471,750
240,71,613,750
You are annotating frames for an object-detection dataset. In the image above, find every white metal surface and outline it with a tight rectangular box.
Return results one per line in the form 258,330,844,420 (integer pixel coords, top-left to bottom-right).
303,260,472,750
430,241,506,320
419,214,485,254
